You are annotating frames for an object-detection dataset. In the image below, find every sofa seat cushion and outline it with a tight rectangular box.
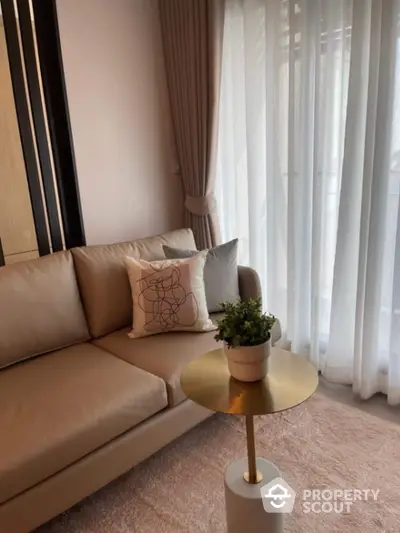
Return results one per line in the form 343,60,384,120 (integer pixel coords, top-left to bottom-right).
0,343,167,504
93,326,221,407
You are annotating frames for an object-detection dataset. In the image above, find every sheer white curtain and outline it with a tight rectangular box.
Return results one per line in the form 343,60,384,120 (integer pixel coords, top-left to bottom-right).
216,0,400,404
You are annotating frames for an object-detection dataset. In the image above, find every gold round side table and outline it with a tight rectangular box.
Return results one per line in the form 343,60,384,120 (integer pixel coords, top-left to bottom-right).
181,346,318,533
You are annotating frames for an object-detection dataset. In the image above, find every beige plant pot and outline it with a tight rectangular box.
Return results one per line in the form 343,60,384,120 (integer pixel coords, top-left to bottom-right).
224,340,271,382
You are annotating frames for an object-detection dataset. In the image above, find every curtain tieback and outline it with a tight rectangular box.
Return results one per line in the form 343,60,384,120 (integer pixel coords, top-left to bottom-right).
185,193,216,216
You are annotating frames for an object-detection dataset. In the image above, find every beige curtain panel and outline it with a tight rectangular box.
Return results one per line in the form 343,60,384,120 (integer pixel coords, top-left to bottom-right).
159,0,225,249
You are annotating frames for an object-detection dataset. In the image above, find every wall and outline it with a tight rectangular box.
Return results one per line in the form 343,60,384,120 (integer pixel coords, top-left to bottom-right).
56,0,183,245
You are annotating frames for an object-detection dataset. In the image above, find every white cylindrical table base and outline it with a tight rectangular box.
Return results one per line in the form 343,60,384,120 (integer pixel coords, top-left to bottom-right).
224,457,284,533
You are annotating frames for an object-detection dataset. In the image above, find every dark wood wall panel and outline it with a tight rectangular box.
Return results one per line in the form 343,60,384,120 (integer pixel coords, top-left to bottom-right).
0,238,5,267
0,0,85,258
17,0,63,252
32,0,86,249
0,0,50,256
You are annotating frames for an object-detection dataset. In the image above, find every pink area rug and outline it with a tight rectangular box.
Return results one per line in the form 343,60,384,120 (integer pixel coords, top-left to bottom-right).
37,393,400,532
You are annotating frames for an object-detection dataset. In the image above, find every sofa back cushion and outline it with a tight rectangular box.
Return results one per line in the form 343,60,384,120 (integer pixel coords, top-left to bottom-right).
71,229,197,338
0,251,90,369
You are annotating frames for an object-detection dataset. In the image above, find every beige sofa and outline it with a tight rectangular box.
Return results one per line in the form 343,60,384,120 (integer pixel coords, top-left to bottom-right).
0,228,280,533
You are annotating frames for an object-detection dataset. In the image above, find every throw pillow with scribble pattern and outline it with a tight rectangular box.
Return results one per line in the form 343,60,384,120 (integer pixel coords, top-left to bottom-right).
124,251,216,338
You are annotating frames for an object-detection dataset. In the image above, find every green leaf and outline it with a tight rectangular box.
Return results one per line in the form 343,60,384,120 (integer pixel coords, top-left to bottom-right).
213,297,276,348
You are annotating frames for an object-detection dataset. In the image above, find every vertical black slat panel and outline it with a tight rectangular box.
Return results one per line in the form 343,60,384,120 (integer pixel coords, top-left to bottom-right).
0,238,5,267
0,0,50,256
17,0,63,252
31,0,86,249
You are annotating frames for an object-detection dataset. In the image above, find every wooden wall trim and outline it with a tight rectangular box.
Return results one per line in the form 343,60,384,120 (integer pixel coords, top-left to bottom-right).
0,0,50,256
0,238,5,267
32,0,86,249
17,0,63,252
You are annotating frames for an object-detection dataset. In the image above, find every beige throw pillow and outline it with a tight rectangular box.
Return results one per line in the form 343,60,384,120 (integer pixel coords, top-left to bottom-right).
125,251,216,338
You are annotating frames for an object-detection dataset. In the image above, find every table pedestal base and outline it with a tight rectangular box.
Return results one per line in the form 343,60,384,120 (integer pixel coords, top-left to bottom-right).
224,457,284,533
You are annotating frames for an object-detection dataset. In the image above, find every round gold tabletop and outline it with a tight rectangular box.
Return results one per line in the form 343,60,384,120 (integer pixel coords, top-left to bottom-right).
180,347,318,416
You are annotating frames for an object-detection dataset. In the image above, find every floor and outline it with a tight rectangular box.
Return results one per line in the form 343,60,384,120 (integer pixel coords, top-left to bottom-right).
318,377,400,425
35,382,400,533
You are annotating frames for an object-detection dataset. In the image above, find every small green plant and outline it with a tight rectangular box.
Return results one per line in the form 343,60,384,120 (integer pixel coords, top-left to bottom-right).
214,298,276,348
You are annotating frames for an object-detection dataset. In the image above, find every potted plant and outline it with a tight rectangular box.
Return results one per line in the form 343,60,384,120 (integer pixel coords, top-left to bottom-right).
214,298,276,382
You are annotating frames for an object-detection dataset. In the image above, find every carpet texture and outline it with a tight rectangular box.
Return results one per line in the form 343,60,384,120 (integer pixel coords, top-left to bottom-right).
37,393,400,532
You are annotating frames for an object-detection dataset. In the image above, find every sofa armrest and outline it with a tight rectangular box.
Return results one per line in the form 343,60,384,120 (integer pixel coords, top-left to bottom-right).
238,265,262,302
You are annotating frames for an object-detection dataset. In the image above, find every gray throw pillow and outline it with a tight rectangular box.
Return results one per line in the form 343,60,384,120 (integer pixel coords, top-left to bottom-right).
163,239,239,313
